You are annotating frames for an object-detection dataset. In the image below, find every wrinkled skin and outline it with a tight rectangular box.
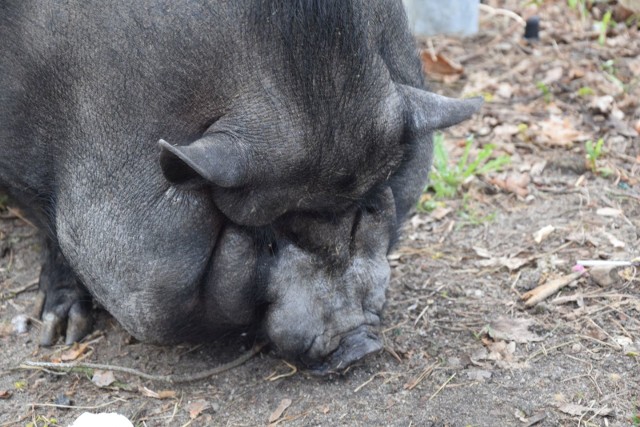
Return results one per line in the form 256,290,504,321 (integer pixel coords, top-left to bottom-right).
0,0,481,371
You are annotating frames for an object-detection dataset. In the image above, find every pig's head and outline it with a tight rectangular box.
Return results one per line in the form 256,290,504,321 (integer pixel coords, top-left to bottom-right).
158,85,481,371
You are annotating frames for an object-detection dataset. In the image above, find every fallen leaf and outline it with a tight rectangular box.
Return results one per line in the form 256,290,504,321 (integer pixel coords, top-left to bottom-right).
269,398,292,424
557,403,612,417
0,322,12,338
476,256,532,271
430,206,452,221
472,246,492,259
482,317,544,343
139,386,177,399
542,67,564,84
0,390,12,399
486,340,516,362
61,342,89,362
533,225,555,244
91,370,116,388
465,369,492,381
538,117,588,147
186,399,209,419
589,95,614,115
420,51,463,81
488,172,530,197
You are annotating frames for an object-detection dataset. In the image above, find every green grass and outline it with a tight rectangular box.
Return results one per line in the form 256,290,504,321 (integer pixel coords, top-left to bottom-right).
422,133,510,209
536,82,553,103
597,10,613,45
584,138,613,176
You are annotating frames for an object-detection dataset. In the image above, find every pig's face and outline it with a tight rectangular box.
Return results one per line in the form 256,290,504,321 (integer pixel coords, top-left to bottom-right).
264,187,396,372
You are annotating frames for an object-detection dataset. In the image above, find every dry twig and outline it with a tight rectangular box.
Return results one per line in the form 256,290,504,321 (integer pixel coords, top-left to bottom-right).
19,342,265,383
522,272,584,307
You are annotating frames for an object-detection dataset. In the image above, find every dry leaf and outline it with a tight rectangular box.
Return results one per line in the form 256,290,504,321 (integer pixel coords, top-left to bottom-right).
465,369,492,381
91,370,116,388
268,398,292,424
420,51,464,81
590,95,614,115
482,317,544,343
476,256,532,271
557,403,612,417
61,342,89,362
139,386,177,400
0,390,12,400
186,399,209,419
488,173,530,197
533,225,555,244
472,246,492,259
542,67,564,84
0,322,12,338
538,117,588,147
430,206,452,221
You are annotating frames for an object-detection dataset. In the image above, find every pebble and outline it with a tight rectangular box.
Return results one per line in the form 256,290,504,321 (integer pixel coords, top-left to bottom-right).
11,314,29,334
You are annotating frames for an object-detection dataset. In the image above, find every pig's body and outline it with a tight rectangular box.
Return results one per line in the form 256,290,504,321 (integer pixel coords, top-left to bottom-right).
0,0,480,372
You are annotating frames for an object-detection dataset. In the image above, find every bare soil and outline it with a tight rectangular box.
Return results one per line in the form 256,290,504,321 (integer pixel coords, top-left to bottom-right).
1,1,639,426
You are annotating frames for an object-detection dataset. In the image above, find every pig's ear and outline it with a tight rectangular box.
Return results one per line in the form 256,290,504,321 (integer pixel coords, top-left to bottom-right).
158,136,248,188
398,84,483,132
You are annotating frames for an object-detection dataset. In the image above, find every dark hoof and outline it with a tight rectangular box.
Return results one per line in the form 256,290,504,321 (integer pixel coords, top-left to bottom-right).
308,326,382,375
37,240,93,346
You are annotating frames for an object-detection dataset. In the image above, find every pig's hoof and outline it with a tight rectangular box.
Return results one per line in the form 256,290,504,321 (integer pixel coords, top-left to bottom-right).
37,295,93,346
306,326,383,375
36,242,93,346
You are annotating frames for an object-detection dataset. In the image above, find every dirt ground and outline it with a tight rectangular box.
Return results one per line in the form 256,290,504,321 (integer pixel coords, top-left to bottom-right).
1,1,640,426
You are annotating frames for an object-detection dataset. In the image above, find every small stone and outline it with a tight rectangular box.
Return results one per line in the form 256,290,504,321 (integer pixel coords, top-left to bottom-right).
11,314,30,334
589,267,618,287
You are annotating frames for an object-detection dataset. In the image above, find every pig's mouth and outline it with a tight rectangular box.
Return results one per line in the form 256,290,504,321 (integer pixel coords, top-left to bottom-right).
300,324,383,375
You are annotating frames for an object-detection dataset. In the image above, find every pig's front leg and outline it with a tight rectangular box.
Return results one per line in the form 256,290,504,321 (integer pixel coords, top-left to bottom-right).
36,238,93,346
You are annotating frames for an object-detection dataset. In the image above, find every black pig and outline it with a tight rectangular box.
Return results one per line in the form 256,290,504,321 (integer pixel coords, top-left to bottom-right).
0,0,481,373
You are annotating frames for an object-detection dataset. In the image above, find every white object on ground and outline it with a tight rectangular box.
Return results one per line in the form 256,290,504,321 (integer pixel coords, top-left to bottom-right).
69,413,133,427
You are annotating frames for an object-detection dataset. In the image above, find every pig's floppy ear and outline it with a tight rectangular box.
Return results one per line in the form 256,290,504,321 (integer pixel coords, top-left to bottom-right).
398,84,483,133
159,136,248,188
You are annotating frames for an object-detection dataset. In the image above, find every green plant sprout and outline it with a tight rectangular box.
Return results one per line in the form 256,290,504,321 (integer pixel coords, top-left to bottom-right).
577,86,595,97
567,0,588,20
597,9,613,45
536,82,553,103
423,133,510,206
585,138,613,176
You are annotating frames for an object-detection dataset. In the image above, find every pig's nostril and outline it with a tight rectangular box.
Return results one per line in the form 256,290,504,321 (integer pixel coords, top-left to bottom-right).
302,325,382,375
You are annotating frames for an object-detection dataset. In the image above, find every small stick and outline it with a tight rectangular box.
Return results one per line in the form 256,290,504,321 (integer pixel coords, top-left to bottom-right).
20,342,265,383
28,397,126,410
478,4,527,26
522,272,584,307
6,207,37,229
428,373,456,401
576,260,634,267
2,279,39,298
